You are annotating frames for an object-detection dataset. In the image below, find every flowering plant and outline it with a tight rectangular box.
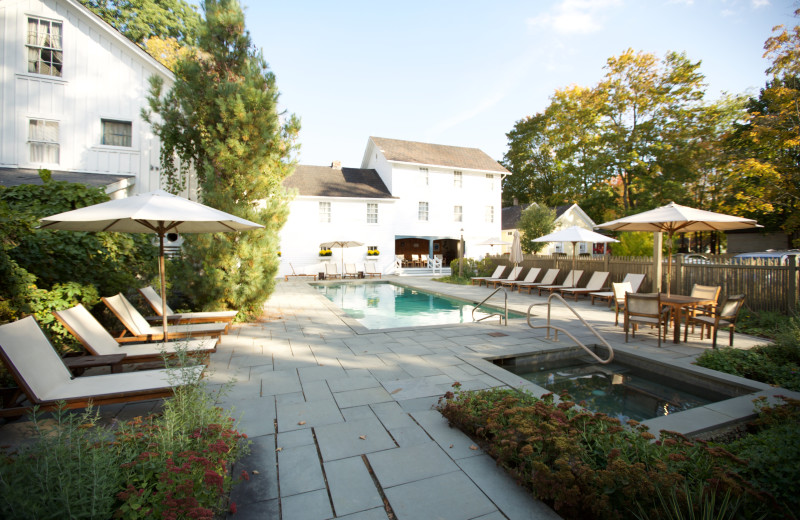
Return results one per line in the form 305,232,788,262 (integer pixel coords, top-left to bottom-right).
319,249,332,256
367,250,380,256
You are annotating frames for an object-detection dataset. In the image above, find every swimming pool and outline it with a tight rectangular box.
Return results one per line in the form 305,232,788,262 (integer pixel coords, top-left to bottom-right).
313,281,520,329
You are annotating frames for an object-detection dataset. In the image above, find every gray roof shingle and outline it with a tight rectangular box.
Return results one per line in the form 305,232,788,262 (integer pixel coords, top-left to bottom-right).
370,137,509,174
502,203,572,230
284,165,394,199
0,167,133,188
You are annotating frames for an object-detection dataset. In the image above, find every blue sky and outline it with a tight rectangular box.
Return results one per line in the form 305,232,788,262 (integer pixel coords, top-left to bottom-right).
239,0,796,168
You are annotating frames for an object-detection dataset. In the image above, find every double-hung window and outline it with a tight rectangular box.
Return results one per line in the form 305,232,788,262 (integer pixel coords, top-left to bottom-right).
418,202,429,221
420,167,429,186
102,120,132,147
454,205,462,222
367,203,378,224
486,174,494,190
28,119,59,163
27,17,62,77
319,202,331,223
485,205,494,223
454,171,462,188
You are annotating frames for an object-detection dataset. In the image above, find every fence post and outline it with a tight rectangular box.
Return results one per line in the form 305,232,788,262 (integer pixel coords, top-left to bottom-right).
789,254,797,314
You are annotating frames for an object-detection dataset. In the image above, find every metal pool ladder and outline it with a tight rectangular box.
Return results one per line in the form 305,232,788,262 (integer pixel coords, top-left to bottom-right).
472,287,509,325
527,293,614,364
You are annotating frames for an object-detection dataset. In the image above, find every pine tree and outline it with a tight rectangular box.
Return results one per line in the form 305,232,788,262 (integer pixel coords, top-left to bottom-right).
145,0,300,317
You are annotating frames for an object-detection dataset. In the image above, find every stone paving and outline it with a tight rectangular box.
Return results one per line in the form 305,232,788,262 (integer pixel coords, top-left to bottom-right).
0,276,780,520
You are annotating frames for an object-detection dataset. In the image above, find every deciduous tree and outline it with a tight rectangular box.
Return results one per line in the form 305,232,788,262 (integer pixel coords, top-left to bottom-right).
517,204,556,254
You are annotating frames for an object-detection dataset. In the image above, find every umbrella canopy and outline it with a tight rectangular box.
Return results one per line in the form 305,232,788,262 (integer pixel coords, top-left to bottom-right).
596,202,759,295
319,240,364,274
532,226,618,286
39,189,263,336
477,237,511,246
509,230,523,266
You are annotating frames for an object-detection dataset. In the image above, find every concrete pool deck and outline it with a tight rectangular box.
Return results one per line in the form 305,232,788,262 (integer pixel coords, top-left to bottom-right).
0,276,795,519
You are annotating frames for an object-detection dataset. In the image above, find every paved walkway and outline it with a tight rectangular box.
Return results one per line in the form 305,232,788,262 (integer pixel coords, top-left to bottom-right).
0,277,774,520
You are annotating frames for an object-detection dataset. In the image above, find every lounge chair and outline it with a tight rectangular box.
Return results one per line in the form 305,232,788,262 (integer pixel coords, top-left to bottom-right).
536,270,583,296
610,281,632,326
684,294,745,349
103,294,228,343
364,262,382,278
559,271,610,301
625,293,670,348
343,263,359,279
590,273,645,306
325,263,341,279
517,269,560,294
505,268,541,291
139,286,237,331
0,316,204,417
471,266,505,286
54,304,217,364
487,266,523,289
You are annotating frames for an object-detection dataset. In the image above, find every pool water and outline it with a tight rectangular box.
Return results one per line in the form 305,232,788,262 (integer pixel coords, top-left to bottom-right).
502,357,724,422
313,281,520,329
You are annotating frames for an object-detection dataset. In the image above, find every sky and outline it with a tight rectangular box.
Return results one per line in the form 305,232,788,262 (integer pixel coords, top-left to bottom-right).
238,0,797,168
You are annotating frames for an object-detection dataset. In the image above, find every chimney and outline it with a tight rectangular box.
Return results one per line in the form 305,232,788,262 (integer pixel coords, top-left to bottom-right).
513,197,519,206
331,160,342,170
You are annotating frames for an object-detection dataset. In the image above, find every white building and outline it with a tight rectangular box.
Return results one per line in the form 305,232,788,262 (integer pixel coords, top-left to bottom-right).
0,0,174,198
501,202,599,255
279,137,510,276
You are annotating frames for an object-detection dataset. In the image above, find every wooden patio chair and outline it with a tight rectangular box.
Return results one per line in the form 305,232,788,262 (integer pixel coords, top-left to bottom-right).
54,304,217,364
517,269,560,294
0,316,204,417
536,270,583,296
625,293,671,348
610,281,632,326
590,273,646,306
685,294,745,349
559,271,610,301
103,294,227,343
487,266,524,288
364,262,382,278
139,286,237,331
505,268,541,291
471,266,505,286
343,263,359,279
325,263,342,279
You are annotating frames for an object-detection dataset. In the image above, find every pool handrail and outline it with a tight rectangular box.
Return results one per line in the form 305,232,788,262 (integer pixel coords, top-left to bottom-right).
526,293,614,364
473,286,508,325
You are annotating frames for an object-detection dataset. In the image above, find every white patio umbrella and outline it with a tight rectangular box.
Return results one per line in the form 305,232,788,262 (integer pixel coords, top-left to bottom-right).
477,236,511,256
532,226,618,286
320,240,364,275
509,230,523,268
596,202,759,295
39,189,264,337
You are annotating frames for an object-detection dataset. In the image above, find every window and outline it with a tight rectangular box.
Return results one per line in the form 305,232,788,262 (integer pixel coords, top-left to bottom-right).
27,17,62,77
101,120,132,147
28,119,59,163
367,203,378,224
454,171,462,188
319,202,331,223
454,205,462,222
578,242,588,254
485,205,494,223
486,174,494,190
554,242,564,254
418,202,429,221
420,167,428,186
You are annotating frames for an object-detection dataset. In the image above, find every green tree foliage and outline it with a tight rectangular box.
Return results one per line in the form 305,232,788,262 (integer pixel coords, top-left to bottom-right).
78,0,201,47
517,204,556,254
145,0,300,317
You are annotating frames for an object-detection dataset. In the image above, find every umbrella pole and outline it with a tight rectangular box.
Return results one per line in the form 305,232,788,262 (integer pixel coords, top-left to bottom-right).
159,232,168,338
666,234,674,297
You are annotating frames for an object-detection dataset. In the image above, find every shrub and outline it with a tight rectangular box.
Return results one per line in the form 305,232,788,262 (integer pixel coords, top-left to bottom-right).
437,385,776,519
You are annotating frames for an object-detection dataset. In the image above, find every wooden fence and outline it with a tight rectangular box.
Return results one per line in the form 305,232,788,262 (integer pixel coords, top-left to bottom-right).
494,254,799,314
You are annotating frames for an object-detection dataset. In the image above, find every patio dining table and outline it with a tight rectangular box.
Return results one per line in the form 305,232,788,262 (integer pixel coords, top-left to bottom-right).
659,293,716,344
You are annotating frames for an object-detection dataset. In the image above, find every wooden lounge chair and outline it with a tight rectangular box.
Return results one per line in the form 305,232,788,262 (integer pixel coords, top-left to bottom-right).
684,294,745,349
139,286,237,331
505,268,541,291
559,271,610,301
54,304,218,364
343,263,359,279
590,273,645,306
611,281,632,326
625,293,670,348
103,294,228,343
471,266,505,286
0,316,204,417
536,270,583,296
517,269,560,294
487,266,524,288
364,262,382,278
325,263,341,279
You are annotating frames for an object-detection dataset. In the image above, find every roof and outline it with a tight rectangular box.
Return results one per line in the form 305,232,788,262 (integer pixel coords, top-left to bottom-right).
501,203,583,230
368,137,509,174
284,165,394,199
0,168,134,188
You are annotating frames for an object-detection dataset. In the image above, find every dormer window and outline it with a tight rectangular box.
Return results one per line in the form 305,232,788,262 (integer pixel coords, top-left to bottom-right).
27,17,62,77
